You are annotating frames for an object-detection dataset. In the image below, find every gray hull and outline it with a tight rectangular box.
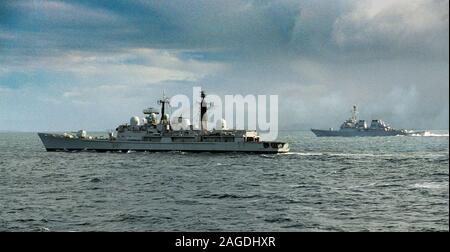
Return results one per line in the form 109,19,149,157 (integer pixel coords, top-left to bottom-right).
38,133,289,153
311,129,420,137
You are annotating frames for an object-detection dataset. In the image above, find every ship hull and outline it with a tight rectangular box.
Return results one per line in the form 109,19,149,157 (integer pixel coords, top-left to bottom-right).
311,129,421,137
38,133,289,153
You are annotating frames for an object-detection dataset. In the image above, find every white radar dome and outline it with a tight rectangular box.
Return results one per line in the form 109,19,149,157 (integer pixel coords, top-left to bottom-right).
216,119,227,130
77,130,87,138
182,118,191,129
171,116,191,130
130,116,141,126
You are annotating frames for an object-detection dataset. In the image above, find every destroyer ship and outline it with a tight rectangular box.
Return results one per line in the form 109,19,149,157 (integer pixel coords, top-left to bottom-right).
38,91,289,153
311,105,425,137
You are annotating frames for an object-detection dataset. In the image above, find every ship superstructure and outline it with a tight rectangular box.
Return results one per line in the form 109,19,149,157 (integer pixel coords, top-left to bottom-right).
311,105,425,137
38,91,289,153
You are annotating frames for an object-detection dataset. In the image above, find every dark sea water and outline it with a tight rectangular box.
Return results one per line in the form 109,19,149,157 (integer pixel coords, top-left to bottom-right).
0,131,448,232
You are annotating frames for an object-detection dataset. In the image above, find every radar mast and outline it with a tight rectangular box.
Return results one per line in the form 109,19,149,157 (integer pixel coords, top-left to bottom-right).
157,91,170,125
199,90,214,132
200,91,207,131
351,104,358,122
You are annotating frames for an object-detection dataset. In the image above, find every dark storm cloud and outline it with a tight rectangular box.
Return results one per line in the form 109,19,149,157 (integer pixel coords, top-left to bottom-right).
0,0,341,58
2,0,447,60
0,0,448,131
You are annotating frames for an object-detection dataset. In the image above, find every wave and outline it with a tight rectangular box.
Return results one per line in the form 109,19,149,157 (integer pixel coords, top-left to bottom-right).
412,182,448,189
285,151,390,157
203,193,259,199
283,151,448,159
281,152,323,156
410,131,449,137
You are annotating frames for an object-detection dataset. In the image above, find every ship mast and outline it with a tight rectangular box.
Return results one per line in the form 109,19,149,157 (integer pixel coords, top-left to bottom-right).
351,104,358,122
158,91,170,125
200,91,207,131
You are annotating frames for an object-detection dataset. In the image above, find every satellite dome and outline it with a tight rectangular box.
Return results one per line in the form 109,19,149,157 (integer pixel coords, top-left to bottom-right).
76,130,87,138
171,115,191,130
216,118,227,130
130,116,140,126
182,118,191,129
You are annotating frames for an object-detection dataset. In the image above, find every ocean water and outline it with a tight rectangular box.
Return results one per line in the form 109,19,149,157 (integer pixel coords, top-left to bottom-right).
0,131,448,232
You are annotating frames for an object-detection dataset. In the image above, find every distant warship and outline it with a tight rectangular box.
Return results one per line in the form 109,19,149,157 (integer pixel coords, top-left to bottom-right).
38,90,289,153
311,105,425,137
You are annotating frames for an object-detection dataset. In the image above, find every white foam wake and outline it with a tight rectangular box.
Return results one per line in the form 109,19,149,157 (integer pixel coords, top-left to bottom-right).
282,152,324,156
283,152,448,158
410,131,449,137
412,182,448,189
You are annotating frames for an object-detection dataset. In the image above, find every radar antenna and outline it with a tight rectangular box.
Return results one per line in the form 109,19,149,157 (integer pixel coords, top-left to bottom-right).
351,104,358,122
199,90,213,131
157,91,170,125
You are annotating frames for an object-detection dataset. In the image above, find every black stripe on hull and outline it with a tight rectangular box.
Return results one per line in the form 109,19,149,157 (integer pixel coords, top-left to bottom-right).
311,129,408,137
44,148,285,154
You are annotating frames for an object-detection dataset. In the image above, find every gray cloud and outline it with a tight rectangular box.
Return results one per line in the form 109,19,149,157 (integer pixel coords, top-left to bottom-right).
0,0,448,131
3,0,447,59
332,0,449,61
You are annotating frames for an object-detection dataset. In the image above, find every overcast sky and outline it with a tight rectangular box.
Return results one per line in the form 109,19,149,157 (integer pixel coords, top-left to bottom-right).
0,0,448,131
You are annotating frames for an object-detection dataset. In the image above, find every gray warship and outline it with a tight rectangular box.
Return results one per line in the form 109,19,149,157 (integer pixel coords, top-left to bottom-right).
38,91,289,153
311,105,425,137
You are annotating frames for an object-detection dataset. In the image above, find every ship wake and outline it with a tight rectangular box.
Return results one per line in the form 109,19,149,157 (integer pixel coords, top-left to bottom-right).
410,131,449,137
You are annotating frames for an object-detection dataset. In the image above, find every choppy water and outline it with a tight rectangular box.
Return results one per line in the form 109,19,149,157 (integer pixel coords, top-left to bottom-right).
0,131,448,231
